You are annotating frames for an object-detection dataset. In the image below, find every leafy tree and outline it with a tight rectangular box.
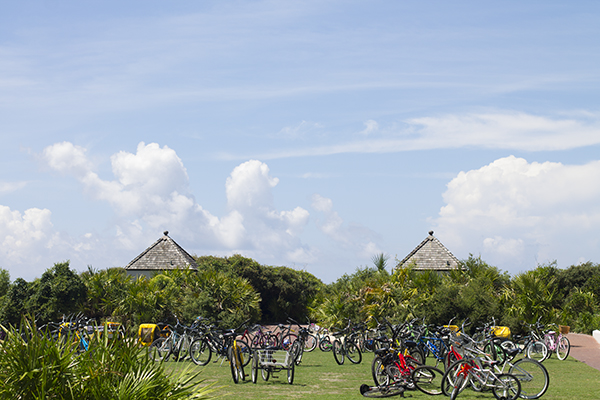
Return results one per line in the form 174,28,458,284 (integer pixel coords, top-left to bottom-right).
197,254,323,323
27,261,87,324
0,278,30,326
179,268,261,328
504,268,559,325
80,267,132,320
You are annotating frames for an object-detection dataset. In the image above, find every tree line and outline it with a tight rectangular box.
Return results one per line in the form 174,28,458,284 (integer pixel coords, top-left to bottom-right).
1,254,599,334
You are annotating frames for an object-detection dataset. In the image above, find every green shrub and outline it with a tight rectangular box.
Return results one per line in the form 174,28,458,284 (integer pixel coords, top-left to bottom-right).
0,318,216,399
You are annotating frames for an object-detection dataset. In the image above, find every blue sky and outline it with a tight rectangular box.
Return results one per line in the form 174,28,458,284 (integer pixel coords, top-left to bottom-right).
2,1,600,283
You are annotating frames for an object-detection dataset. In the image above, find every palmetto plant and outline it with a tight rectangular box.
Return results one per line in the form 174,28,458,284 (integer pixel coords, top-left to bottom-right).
0,317,216,400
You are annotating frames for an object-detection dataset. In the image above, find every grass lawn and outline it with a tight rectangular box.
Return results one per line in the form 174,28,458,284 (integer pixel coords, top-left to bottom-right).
167,350,600,399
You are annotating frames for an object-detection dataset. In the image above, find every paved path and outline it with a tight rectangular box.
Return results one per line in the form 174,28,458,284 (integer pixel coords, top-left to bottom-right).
567,333,600,371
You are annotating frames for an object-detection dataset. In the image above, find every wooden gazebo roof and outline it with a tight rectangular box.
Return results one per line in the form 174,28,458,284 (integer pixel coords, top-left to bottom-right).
124,231,198,273
397,231,460,271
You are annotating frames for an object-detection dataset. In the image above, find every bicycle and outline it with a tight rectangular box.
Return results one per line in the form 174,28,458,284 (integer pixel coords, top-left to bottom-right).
443,356,521,400
332,321,363,365
542,323,570,360
150,317,197,362
188,319,251,368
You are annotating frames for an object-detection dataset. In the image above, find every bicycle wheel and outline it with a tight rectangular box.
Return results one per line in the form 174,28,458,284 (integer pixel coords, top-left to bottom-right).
346,341,363,364
556,336,570,360
251,351,258,384
408,347,425,365
333,339,345,365
444,350,461,371
236,346,246,381
526,341,548,362
237,339,252,367
359,383,406,398
149,337,171,362
190,338,212,366
492,373,521,400
291,340,303,365
485,340,508,363
319,336,333,352
287,361,295,384
262,367,270,381
411,365,445,395
372,356,389,386
175,335,190,361
304,334,318,352
442,360,471,397
228,347,239,384
509,358,549,399
281,334,298,351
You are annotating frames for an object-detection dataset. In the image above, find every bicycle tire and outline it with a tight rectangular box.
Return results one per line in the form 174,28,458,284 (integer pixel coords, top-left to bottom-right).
333,339,345,365
509,358,549,399
229,347,239,384
372,356,389,386
304,334,318,352
411,365,445,395
442,359,471,397
291,340,303,365
251,350,258,384
346,341,363,364
190,338,212,366
492,373,521,400
556,336,570,360
149,337,171,362
526,341,548,362
237,339,252,367
281,334,298,351
287,361,295,384
320,336,333,352
262,368,270,381
450,372,467,400
409,347,425,365
175,335,190,361
359,383,406,398
485,340,508,363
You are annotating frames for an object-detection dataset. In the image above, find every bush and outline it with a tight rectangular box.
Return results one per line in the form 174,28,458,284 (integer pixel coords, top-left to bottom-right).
0,317,215,399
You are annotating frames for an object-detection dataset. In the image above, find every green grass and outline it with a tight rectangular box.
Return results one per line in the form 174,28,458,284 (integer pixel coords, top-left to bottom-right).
166,350,600,399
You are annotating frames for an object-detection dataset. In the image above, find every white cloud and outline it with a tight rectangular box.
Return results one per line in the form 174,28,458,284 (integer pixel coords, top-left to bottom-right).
360,119,379,135
311,193,383,259
0,181,27,195
38,143,314,268
434,156,600,273
0,205,58,274
233,111,600,160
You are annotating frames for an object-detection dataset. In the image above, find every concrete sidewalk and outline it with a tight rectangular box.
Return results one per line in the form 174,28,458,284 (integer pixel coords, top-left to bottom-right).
567,333,600,371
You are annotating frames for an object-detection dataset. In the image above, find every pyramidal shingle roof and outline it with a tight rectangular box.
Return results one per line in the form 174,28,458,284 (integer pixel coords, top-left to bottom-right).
125,231,198,272
397,231,460,271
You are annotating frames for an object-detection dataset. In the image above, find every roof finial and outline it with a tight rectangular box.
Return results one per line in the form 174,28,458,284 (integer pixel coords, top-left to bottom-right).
163,231,169,236
429,230,434,236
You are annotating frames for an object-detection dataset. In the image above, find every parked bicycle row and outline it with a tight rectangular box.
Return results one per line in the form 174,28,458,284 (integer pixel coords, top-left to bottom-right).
356,316,568,399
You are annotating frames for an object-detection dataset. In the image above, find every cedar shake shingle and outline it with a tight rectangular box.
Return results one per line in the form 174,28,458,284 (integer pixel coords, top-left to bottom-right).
125,231,197,276
397,231,460,271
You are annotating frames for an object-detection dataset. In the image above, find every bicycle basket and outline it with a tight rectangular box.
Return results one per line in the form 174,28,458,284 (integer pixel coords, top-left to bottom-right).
491,326,511,339
559,325,570,334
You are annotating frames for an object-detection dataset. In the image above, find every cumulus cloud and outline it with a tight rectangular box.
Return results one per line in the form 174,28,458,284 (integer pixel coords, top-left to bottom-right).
38,142,314,267
0,206,59,272
433,156,600,273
